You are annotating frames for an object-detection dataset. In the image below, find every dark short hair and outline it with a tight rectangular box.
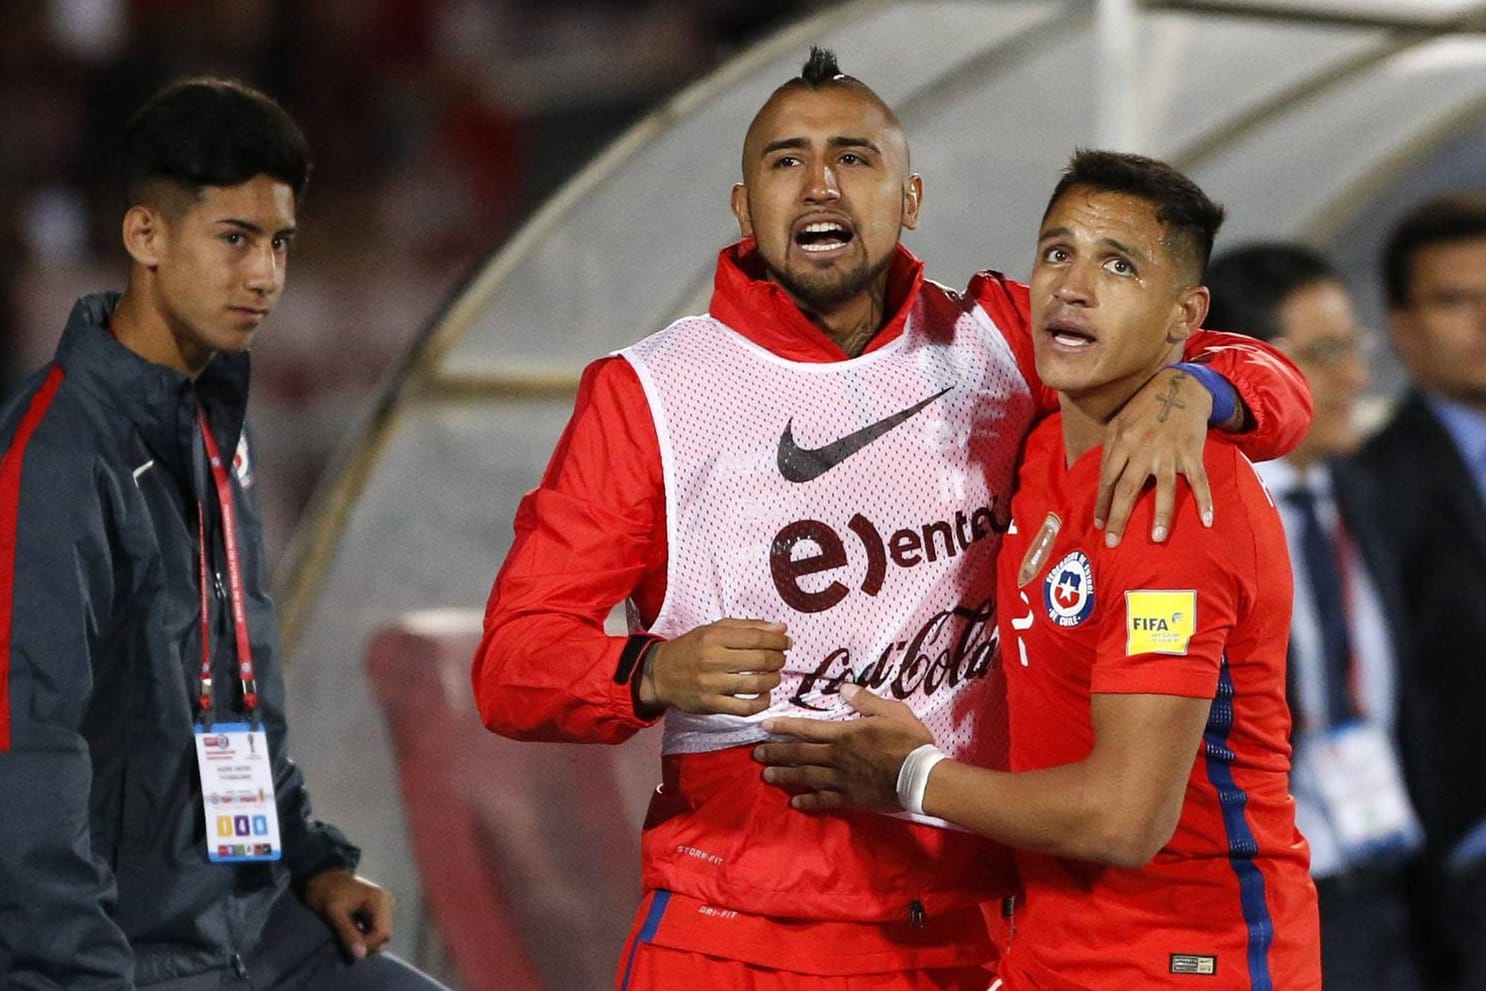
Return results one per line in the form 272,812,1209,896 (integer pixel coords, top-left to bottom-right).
1205,242,1339,342
1382,194,1486,307
122,77,310,207
1043,149,1226,277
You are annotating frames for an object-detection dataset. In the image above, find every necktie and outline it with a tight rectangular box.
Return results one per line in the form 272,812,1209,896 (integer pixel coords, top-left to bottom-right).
1286,485,1355,726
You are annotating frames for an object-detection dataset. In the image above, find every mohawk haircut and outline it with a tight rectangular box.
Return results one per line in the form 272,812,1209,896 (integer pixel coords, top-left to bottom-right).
740,46,908,177
774,46,905,151
800,46,846,85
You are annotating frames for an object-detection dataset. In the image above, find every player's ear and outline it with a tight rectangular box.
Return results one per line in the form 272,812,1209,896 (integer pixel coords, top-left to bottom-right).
901,174,923,231
1173,285,1209,342
122,204,165,270
730,183,753,238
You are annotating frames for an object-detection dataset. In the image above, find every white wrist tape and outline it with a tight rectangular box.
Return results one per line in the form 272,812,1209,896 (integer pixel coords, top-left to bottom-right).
895,743,949,816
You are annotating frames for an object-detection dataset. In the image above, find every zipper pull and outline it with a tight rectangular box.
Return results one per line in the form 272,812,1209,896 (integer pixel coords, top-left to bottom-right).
213,571,227,600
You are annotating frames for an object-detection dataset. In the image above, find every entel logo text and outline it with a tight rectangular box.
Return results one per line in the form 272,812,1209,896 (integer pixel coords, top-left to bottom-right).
769,502,1009,613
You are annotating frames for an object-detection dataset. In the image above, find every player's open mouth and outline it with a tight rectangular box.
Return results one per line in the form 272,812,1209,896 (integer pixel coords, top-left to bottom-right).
1045,320,1097,350
795,221,854,253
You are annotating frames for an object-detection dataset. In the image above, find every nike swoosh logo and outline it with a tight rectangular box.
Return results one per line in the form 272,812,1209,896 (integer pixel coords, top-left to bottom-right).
777,386,954,483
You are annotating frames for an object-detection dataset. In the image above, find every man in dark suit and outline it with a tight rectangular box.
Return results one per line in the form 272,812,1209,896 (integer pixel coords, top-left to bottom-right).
1207,243,1427,991
1353,196,1486,991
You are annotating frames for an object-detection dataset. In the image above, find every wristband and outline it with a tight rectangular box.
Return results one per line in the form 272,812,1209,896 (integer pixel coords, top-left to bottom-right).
895,743,949,816
1166,361,1236,427
614,632,665,717
613,632,662,685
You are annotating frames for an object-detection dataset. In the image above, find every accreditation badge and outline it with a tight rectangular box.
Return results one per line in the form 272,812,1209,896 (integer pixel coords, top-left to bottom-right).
194,723,282,862
1298,721,1423,865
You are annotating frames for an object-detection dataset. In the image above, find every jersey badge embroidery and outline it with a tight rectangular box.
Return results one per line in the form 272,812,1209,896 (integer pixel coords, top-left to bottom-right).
1125,589,1196,655
1043,550,1095,627
1018,512,1061,587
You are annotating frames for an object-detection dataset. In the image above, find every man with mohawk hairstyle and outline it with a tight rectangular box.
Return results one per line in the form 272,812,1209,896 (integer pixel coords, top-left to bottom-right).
474,48,1311,991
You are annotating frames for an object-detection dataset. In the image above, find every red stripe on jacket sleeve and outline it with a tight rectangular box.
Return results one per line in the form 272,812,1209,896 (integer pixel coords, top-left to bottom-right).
0,366,66,751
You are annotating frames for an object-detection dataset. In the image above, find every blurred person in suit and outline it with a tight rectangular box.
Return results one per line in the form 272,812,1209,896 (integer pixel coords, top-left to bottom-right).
1354,195,1486,991
1206,242,1427,991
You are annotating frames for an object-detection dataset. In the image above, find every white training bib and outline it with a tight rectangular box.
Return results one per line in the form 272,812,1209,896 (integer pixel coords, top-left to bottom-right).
621,287,1035,772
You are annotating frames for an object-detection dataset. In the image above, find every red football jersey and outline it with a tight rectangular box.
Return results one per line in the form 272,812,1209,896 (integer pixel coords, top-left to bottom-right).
994,416,1320,991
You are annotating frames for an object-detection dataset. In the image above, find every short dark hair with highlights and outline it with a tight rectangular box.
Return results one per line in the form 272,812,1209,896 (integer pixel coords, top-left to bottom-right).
1043,149,1226,277
123,77,310,207
1205,242,1339,342
1382,194,1486,307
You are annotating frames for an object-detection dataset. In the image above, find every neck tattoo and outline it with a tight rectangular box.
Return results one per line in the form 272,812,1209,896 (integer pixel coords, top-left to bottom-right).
835,295,885,358
839,322,878,357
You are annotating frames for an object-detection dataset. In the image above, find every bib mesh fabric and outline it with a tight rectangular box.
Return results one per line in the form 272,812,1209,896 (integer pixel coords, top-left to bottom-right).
621,287,1035,772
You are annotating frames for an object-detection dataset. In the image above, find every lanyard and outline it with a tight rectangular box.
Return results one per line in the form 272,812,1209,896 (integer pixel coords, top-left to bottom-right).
195,410,258,723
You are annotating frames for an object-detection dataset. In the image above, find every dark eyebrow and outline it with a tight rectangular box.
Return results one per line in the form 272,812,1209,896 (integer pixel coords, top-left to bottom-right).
215,218,298,239
829,136,880,154
1099,237,1144,260
759,136,882,157
761,137,808,157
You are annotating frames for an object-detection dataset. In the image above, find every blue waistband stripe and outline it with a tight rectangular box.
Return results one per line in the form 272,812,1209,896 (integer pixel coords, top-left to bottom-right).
618,890,672,990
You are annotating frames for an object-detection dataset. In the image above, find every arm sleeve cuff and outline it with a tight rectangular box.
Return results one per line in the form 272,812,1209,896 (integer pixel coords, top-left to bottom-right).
1167,361,1238,427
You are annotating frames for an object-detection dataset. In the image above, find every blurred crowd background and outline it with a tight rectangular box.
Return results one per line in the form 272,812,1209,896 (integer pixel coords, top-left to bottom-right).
0,0,846,561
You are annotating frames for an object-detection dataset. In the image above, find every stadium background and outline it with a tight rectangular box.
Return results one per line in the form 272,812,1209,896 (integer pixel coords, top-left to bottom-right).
5,1,1486,986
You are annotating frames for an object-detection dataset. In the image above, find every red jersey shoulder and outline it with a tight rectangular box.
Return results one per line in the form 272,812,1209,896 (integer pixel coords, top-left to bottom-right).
965,270,1031,332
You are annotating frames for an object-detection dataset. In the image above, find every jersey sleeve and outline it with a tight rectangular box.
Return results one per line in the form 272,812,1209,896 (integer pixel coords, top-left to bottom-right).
472,355,668,744
1179,331,1313,462
965,271,1059,416
1089,444,1252,700
0,378,136,988
965,272,1314,459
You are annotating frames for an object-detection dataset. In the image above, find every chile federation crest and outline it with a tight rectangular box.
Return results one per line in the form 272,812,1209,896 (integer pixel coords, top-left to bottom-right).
1044,550,1096,627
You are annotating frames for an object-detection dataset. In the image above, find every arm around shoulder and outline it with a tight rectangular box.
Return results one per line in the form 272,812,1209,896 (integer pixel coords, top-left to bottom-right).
1182,329,1314,461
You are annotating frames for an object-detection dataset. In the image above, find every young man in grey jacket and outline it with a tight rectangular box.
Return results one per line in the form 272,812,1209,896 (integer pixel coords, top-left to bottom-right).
0,77,445,991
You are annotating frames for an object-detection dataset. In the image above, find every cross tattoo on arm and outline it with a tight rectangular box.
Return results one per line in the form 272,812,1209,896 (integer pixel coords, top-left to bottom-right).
1154,370,1189,423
